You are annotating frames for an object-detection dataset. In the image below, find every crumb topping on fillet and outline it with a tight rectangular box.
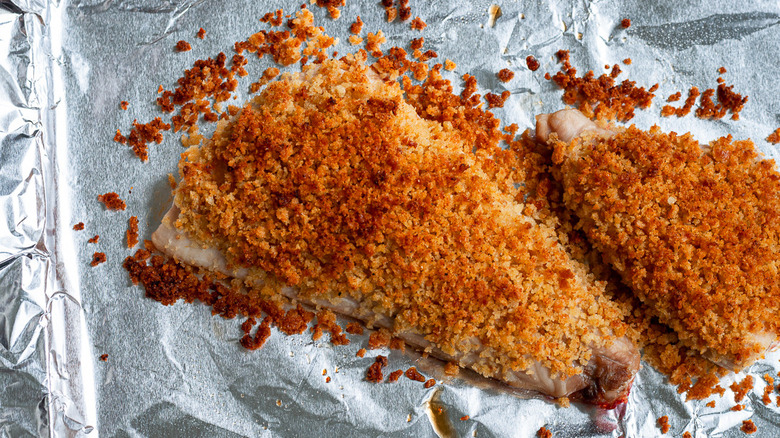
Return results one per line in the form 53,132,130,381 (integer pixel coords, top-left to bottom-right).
551,126,780,367
172,56,626,379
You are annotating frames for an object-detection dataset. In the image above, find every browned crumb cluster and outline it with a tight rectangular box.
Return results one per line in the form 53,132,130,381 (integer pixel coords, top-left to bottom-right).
97,192,126,210
741,420,757,434
443,59,456,71
367,329,391,350
365,30,387,56
766,128,780,144
345,322,364,335
126,216,139,248
661,82,747,120
682,432,692,438
622,58,632,65
621,18,631,28
405,367,425,382
526,55,540,71
387,369,403,382
88,235,99,244
118,8,335,162
350,16,363,34
366,355,388,382
175,40,192,52
551,125,780,373
460,415,469,421
410,17,426,30
99,354,108,362
120,101,129,110
197,28,206,39
497,68,514,82
356,348,366,357
73,222,85,231
730,375,754,402
537,426,553,438
91,252,106,267
657,415,670,434
762,374,774,405
312,309,349,345
548,50,657,121
315,0,345,19
485,90,511,108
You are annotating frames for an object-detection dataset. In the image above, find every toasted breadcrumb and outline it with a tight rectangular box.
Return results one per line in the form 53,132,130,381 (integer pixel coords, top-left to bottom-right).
99,354,108,362
741,420,757,434
682,432,692,438
356,348,366,358
731,376,754,403
73,222,85,231
120,101,129,110
405,367,425,382
350,16,363,34
127,216,139,248
345,322,364,335
424,378,436,388
548,51,656,121
91,252,106,267
766,128,780,144
460,415,469,421
385,7,397,22
175,40,192,52
657,415,670,434
706,400,716,408
387,369,403,382
410,17,426,30
349,35,364,46
621,18,631,28
98,192,126,210
88,235,99,244
497,68,514,82
622,58,632,65
197,28,206,39
444,59,456,71
526,55,540,71
537,426,553,438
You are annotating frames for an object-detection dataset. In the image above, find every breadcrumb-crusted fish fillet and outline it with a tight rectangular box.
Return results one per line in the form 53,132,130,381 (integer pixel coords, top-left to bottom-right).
537,109,780,371
151,57,639,405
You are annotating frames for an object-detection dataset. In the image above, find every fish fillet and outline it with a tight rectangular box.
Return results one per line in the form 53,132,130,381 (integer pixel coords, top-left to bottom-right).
150,57,640,405
537,108,780,371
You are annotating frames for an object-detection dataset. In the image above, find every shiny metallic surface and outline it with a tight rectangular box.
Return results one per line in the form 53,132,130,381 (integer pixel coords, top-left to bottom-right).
1,0,779,436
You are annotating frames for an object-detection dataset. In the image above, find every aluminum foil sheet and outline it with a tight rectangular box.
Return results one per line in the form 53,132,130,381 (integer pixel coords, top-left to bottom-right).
2,0,780,436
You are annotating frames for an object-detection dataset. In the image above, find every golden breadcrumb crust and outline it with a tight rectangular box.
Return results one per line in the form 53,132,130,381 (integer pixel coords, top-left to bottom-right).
171,56,627,379
551,126,780,368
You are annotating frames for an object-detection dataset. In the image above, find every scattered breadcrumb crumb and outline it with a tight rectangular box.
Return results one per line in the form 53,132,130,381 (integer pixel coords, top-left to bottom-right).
424,378,436,388
444,362,460,376
368,329,391,349
350,16,363,34
345,322,364,335
349,35,363,45
526,55,540,71
718,66,727,74
387,369,403,382
706,400,716,408
621,18,631,28
767,128,780,144
175,40,192,52
91,252,107,267
460,415,469,421
410,17,426,30
385,6,397,22
197,28,206,39
667,91,682,102
88,235,99,244
497,68,514,82
366,355,388,383
127,216,139,248
405,367,425,382
657,415,670,434
537,426,553,438
120,101,129,110
444,59,456,71
682,432,692,438
623,58,632,65
325,376,331,383
356,348,366,358
73,222,85,231
730,375,754,403
99,354,108,362
741,420,757,434
98,192,126,210
731,404,744,411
